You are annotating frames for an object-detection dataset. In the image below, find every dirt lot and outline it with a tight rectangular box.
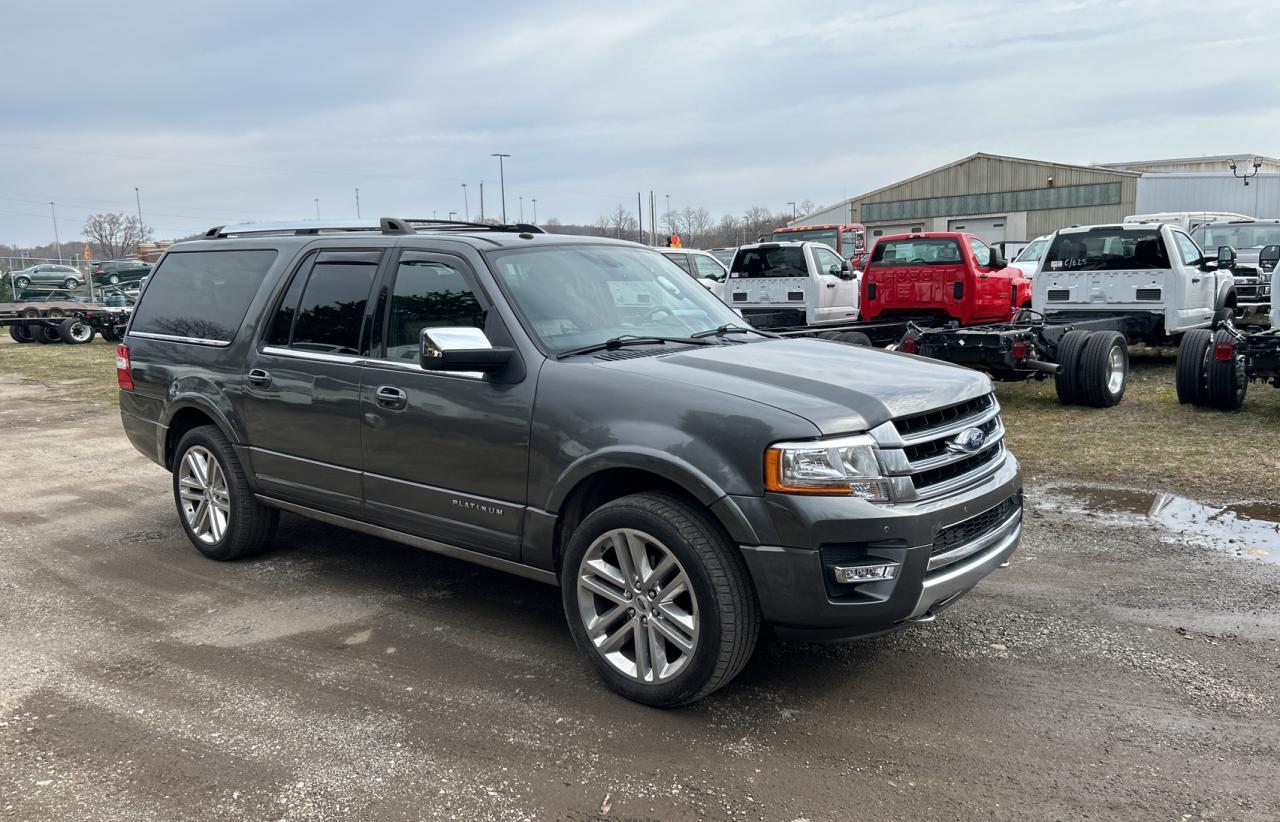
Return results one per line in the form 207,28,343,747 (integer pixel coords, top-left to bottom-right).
1,342,1279,821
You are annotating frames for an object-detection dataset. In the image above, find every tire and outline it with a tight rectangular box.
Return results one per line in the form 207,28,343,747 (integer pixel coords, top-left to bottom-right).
1077,331,1128,407
63,278,79,289
172,425,279,561
20,307,39,319
1175,328,1213,405
108,274,120,285
14,276,30,289
833,331,872,346
8,325,36,344
1053,329,1091,405
560,491,760,707
45,308,66,319
100,326,122,343
1205,331,1247,411
58,318,95,344
32,324,62,344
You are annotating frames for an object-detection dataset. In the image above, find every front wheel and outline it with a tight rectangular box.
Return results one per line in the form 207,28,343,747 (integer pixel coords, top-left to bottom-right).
561,492,760,707
63,278,80,289
14,276,30,289
172,425,278,560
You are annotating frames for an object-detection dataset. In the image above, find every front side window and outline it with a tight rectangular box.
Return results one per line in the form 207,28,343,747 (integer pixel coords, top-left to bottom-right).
1015,238,1048,262
488,244,739,354
382,253,485,362
814,246,844,273
664,253,692,274
869,238,962,266
132,249,278,342
269,251,379,355
969,238,992,267
692,254,725,281
730,245,808,278
1172,231,1203,265
1044,229,1170,271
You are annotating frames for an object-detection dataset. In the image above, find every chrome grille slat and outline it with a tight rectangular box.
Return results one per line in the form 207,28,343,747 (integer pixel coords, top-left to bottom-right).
876,392,1008,501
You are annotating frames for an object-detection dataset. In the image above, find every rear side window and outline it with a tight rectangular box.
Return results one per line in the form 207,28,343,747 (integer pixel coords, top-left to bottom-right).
269,251,380,355
131,250,278,342
730,246,807,278
870,239,962,266
1044,229,1170,271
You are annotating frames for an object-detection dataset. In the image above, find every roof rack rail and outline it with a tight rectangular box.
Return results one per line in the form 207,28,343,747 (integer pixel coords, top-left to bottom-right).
202,217,547,239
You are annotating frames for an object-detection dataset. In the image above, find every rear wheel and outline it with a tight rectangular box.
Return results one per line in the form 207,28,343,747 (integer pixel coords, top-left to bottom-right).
63,278,79,289
1175,329,1213,405
1053,330,1091,405
8,325,36,344
14,276,30,289
1078,331,1128,407
32,324,62,344
561,492,760,707
172,425,278,560
833,331,872,346
100,326,122,342
1205,331,1247,410
58,318,95,344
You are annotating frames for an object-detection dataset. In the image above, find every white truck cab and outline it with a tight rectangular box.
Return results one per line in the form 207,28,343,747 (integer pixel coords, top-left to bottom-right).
1034,223,1236,341
725,241,858,328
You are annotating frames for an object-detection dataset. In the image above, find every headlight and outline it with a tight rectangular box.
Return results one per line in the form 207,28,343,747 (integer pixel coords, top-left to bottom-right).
764,434,892,501
1259,283,1271,297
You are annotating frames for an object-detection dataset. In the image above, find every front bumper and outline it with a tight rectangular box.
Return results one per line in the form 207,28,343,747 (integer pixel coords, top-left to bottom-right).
736,453,1022,641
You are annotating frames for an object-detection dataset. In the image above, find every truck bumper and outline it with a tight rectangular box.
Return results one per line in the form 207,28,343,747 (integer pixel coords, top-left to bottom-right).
736,453,1022,641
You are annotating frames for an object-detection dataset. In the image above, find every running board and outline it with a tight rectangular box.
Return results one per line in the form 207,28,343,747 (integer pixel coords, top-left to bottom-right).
256,495,559,586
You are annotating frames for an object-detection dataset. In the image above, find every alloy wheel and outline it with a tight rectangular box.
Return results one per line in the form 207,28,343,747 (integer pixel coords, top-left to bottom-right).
178,446,231,544
576,528,699,684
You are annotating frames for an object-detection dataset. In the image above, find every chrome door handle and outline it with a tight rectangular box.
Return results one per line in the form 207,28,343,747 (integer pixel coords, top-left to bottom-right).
247,368,272,388
375,385,408,410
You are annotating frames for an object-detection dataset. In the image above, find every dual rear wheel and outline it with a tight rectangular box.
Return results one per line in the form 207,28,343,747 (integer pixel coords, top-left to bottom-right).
1054,330,1129,407
1175,329,1246,410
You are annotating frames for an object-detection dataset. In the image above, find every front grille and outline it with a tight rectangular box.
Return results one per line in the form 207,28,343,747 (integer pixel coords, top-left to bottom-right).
1047,289,1070,301
1135,288,1161,301
894,394,994,438
932,495,1021,558
902,416,998,463
912,445,1002,490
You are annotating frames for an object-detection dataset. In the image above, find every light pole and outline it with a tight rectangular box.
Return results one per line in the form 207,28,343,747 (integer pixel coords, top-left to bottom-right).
519,195,524,222
665,194,671,231
491,153,510,223
532,198,537,224
134,187,143,228
355,188,361,218
314,198,320,220
462,183,469,221
49,202,61,263
787,201,796,220
449,211,457,220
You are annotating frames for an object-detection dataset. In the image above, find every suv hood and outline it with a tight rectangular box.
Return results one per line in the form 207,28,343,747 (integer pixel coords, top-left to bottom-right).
596,338,991,435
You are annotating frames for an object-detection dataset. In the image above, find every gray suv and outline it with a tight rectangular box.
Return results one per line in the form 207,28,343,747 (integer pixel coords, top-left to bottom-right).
118,218,1022,706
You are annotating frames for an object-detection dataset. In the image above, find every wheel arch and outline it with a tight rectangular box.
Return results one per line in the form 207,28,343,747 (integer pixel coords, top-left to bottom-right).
161,398,239,470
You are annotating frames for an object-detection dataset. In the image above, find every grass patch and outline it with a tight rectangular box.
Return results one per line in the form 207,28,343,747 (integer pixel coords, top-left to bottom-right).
0,338,119,405
996,348,1280,500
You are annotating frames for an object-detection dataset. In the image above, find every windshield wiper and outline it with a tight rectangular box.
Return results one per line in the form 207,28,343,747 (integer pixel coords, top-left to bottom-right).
691,323,781,340
555,334,713,359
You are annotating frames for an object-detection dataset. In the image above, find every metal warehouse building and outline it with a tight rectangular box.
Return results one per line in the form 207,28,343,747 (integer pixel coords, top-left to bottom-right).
800,152,1140,245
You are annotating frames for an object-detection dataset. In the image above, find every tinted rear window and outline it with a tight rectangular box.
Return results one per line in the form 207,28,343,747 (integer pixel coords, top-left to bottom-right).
132,250,278,342
870,238,962,266
1044,229,1169,271
730,246,807,278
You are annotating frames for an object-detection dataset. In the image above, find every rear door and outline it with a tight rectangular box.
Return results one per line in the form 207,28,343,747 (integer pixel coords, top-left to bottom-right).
239,248,382,515
812,244,857,323
358,248,534,559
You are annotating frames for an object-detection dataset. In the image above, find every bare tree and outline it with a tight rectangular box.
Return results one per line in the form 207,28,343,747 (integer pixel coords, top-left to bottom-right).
83,212,152,259
678,206,713,246
603,204,638,239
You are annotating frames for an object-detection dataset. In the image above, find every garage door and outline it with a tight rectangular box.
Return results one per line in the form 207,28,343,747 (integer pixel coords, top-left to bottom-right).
947,217,1006,245
867,223,926,243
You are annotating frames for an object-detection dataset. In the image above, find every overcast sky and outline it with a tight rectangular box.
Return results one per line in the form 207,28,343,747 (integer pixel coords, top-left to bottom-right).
2,0,1276,245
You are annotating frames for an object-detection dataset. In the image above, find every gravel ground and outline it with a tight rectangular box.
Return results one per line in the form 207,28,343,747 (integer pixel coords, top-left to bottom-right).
1,377,1278,821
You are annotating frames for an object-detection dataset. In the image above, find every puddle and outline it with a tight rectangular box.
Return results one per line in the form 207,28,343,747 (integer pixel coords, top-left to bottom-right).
1039,485,1280,565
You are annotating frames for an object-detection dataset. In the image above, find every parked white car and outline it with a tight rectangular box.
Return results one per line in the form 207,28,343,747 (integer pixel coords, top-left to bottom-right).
1010,234,1051,279
725,241,858,328
1034,223,1235,341
659,248,729,300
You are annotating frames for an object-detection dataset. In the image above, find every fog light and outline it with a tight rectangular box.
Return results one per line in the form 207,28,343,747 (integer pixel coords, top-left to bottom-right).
832,562,899,584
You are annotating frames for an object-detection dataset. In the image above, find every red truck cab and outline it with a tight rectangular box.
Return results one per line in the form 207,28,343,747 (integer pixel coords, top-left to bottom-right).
859,232,1031,325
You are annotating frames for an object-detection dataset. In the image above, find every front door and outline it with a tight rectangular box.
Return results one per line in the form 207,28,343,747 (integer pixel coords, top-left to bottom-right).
239,248,382,515
813,245,857,323
359,248,535,559
1171,229,1214,330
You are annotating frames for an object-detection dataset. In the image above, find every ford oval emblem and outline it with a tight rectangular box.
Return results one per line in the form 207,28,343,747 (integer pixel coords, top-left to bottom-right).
949,427,987,454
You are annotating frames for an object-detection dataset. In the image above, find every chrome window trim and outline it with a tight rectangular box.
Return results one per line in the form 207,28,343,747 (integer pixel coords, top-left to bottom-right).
260,345,363,365
363,357,485,381
128,331,232,347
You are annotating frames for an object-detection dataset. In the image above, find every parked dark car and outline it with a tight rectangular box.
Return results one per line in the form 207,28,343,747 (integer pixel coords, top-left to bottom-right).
118,218,1022,706
92,259,152,286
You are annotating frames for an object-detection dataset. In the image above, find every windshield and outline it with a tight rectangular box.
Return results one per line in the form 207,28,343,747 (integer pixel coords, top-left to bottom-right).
730,245,808,278
1192,224,1280,250
772,228,837,249
1044,229,1169,271
869,238,963,266
1014,238,1048,263
487,245,742,354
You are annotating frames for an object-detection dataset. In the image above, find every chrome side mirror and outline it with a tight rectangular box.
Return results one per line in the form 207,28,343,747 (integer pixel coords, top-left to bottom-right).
420,326,512,372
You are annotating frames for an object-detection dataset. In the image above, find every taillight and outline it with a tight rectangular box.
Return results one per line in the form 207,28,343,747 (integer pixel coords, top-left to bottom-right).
1213,340,1235,362
900,336,918,354
1010,340,1029,360
116,344,134,390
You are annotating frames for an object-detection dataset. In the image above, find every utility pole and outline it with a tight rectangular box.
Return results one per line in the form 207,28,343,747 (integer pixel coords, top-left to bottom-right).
49,202,61,262
637,192,644,244
649,191,656,246
462,183,469,221
314,198,320,220
532,198,537,224
479,181,485,222
355,188,361,218
491,154,510,222
519,195,524,222
134,187,143,228
665,194,671,231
